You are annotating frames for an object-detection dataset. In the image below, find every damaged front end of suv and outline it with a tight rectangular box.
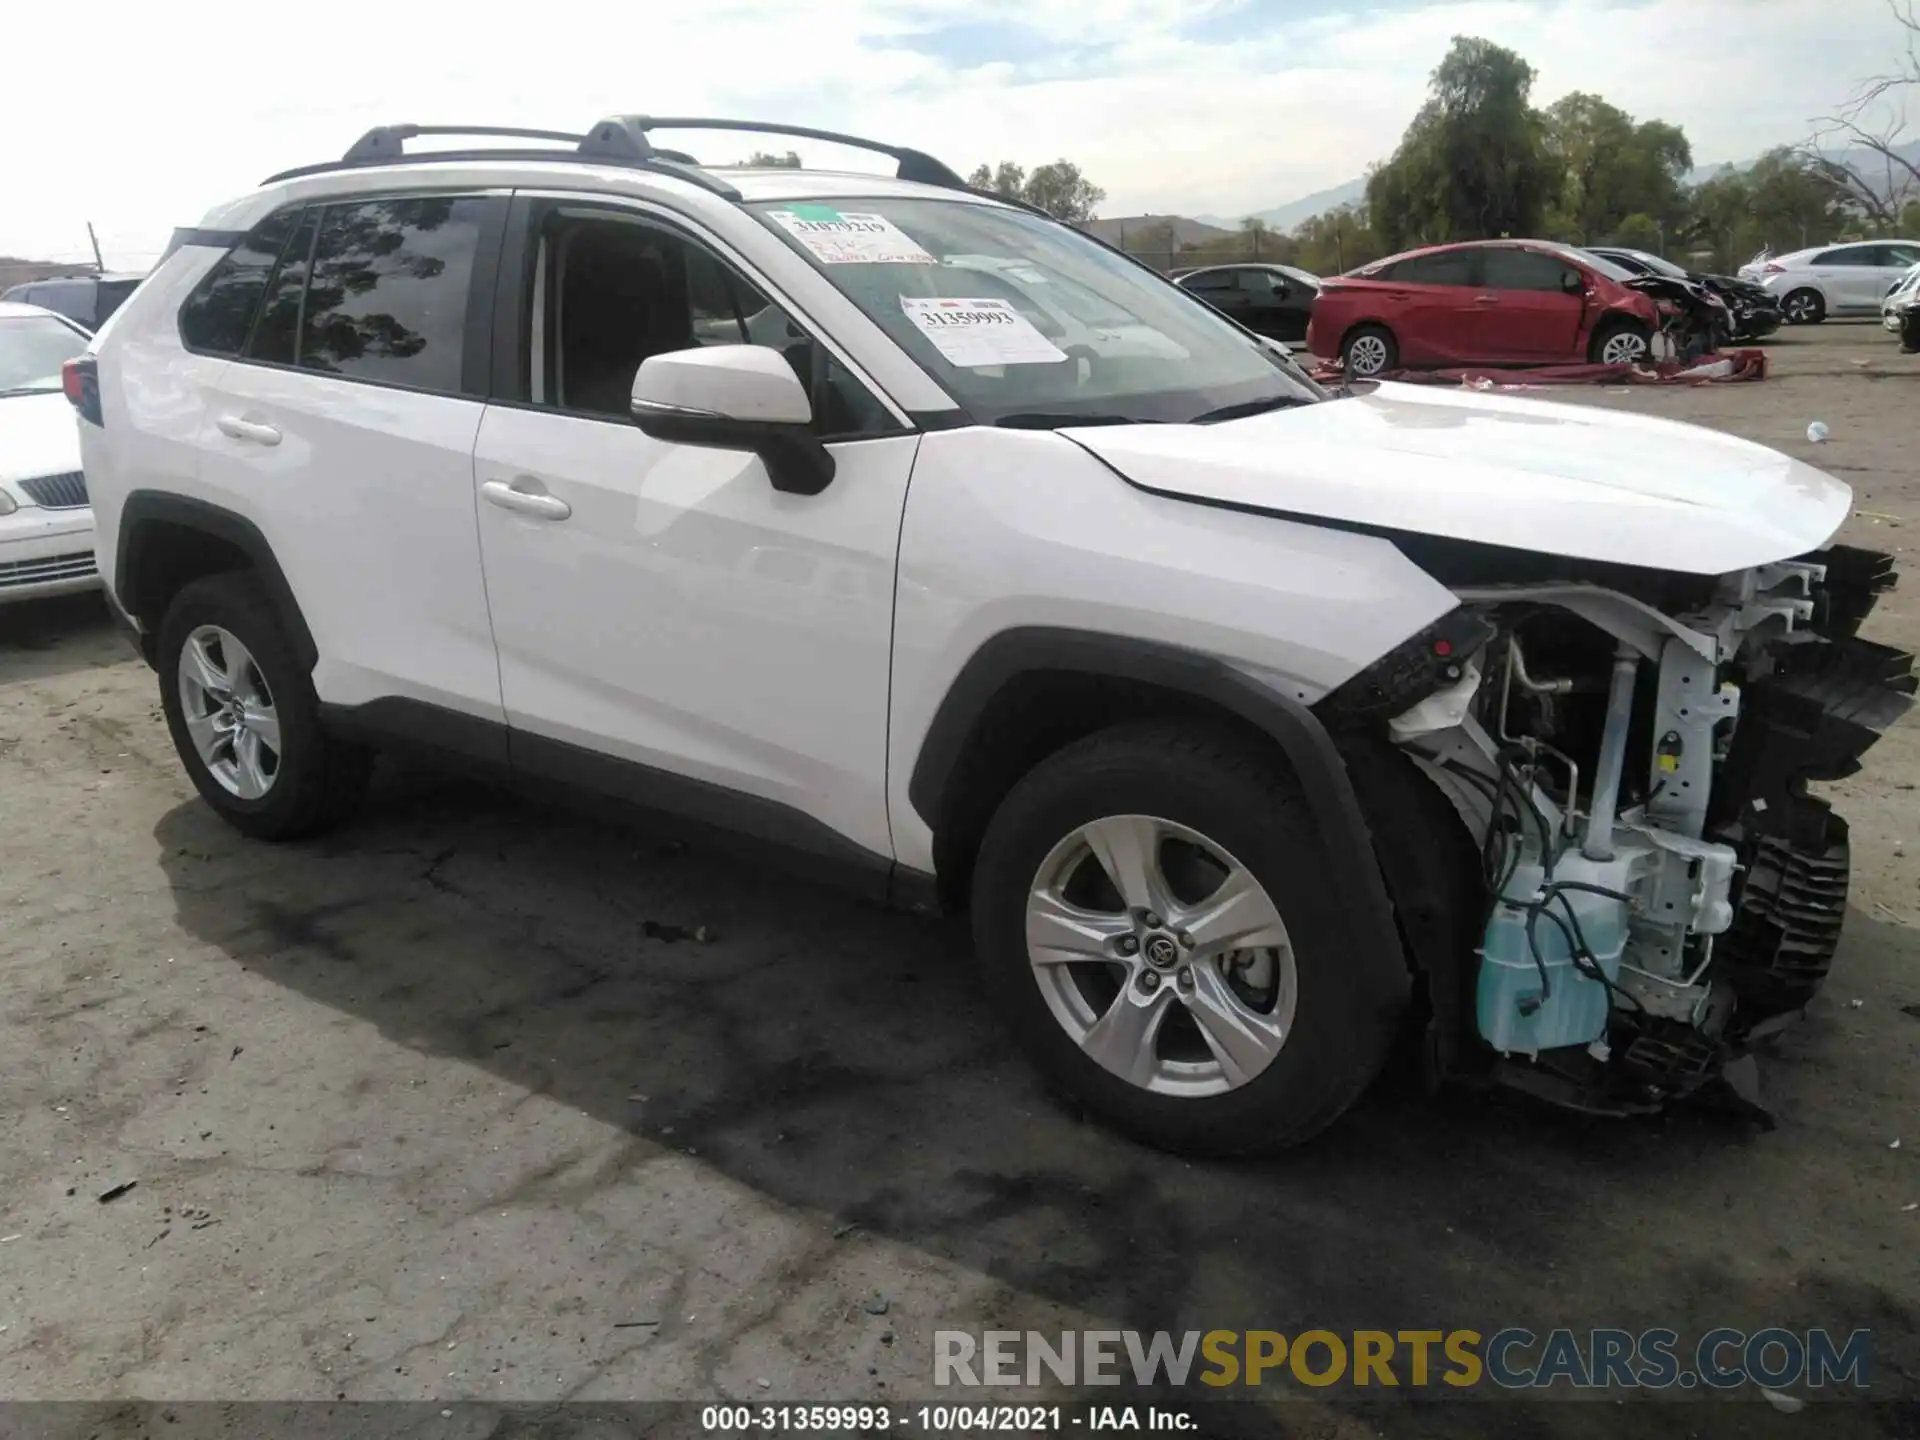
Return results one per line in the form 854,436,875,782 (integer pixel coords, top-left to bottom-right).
1323,545,1915,1119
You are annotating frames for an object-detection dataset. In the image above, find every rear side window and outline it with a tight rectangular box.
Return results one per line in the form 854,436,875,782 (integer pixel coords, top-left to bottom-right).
178,211,300,355
248,210,319,366
1392,250,1480,286
299,196,487,391
96,279,141,321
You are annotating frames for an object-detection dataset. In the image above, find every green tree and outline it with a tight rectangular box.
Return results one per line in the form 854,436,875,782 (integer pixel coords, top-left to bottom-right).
1610,213,1663,252
744,149,801,168
1368,37,1558,248
1542,92,1692,241
965,159,1105,223
1022,161,1106,223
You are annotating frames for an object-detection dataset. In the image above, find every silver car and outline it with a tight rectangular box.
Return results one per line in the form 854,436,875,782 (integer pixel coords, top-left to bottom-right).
1882,261,1920,331
1742,239,1920,324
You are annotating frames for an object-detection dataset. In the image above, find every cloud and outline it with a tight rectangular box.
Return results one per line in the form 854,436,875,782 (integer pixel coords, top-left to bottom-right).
0,0,1898,268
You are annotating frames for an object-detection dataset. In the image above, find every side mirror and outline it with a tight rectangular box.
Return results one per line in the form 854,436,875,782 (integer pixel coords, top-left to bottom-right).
1271,279,1290,298
631,345,836,496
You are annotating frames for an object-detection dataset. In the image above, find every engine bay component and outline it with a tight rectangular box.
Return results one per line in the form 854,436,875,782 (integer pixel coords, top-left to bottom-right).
1372,545,1914,1116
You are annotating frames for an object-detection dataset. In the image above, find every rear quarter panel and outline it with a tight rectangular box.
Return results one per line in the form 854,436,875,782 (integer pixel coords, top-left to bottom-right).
82,247,231,605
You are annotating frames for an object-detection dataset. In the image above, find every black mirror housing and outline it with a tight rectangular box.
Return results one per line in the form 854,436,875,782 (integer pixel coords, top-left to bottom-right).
634,409,837,496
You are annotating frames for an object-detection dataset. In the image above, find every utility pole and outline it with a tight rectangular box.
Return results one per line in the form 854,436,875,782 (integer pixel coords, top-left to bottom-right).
86,223,104,272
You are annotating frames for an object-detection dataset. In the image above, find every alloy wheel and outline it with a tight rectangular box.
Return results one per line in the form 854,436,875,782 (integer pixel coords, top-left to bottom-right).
1345,334,1389,376
1025,814,1297,1098
177,625,282,799
1784,292,1819,323
1600,331,1648,365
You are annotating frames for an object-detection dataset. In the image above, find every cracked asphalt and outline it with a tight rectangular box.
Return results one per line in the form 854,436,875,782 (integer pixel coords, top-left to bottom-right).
1,324,1917,1439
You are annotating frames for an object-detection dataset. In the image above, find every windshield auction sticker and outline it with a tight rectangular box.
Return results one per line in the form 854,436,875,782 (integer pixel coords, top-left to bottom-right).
767,206,935,264
900,297,1069,367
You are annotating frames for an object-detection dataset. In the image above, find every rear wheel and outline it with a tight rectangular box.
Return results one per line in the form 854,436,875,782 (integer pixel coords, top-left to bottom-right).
157,573,371,839
1340,324,1397,378
1589,317,1652,365
970,721,1408,1155
1782,288,1825,325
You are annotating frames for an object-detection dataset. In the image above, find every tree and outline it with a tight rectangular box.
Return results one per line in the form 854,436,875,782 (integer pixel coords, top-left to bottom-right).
1542,92,1691,242
965,159,1106,223
744,149,802,168
1367,37,1558,248
1801,0,1919,222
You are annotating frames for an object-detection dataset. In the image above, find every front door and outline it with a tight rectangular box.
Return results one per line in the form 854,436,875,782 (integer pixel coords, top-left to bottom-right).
471,198,916,862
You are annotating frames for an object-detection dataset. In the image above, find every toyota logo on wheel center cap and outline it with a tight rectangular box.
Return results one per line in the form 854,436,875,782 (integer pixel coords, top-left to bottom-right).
1144,935,1180,968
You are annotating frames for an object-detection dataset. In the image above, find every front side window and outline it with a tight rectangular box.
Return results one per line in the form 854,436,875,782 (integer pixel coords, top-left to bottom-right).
0,314,90,394
1815,248,1868,266
298,196,487,391
524,209,895,438
1482,248,1577,293
178,210,299,355
750,198,1322,426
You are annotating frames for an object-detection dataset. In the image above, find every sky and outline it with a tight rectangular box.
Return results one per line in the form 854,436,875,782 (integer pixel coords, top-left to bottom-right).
0,0,1902,270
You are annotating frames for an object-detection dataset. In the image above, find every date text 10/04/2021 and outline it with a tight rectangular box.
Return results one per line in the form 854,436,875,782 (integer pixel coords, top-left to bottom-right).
700,1406,1197,1432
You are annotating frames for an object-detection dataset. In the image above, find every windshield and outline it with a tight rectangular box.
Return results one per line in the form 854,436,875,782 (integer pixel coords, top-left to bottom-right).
0,315,88,394
749,198,1324,426
1551,246,1636,283
1622,250,1688,279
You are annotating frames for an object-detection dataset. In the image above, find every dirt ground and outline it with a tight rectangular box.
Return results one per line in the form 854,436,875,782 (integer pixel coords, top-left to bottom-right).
1,322,1916,1438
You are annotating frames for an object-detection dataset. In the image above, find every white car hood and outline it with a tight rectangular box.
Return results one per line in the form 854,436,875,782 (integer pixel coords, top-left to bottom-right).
0,391,83,486
1063,381,1851,576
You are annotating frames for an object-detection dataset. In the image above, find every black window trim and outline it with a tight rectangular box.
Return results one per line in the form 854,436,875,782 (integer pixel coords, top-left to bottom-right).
238,205,316,362
178,187,510,403
486,189,915,441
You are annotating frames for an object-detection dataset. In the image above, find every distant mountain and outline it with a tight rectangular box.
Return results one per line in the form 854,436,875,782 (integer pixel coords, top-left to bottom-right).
1082,214,1235,247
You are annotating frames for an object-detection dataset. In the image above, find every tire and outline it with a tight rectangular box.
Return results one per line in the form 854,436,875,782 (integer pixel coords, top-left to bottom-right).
1340,324,1397,378
970,720,1410,1156
1781,288,1825,325
1589,317,1652,365
157,571,371,840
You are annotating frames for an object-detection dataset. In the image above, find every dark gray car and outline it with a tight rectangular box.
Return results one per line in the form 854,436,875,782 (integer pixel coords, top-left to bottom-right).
1174,263,1319,343
0,273,145,332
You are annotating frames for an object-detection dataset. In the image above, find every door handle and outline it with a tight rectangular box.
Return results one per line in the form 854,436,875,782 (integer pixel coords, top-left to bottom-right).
216,414,282,446
481,478,571,521
1473,295,1500,305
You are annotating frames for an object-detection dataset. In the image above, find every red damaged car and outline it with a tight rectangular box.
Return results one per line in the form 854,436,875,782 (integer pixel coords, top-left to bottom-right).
1306,240,1664,377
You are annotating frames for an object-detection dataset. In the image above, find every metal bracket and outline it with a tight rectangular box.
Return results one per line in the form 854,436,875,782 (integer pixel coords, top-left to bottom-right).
1645,636,1738,838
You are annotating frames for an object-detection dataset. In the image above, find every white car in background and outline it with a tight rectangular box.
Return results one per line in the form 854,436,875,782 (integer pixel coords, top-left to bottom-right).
0,302,98,603
1883,261,1920,331
1741,239,1920,323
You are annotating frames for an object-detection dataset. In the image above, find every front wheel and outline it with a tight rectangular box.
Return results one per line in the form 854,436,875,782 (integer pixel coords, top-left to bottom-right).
970,721,1408,1156
157,572,372,840
1589,317,1652,365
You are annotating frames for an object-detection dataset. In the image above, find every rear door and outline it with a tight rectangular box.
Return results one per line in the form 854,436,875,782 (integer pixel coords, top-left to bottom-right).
1812,247,1875,311
1475,247,1587,360
191,193,508,735
1181,270,1249,325
1376,248,1482,363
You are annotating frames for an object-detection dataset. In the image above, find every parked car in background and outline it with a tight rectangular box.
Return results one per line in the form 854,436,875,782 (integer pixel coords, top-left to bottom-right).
0,302,98,602
1584,245,1781,341
0,273,145,333
1174,264,1319,342
1308,240,1665,376
1738,240,1920,323
1882,261,1920,332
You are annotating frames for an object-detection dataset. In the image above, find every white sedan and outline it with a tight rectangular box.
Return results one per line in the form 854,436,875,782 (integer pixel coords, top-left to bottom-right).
1742,239,1920,324
1883,261,1920,332
0,302,98,603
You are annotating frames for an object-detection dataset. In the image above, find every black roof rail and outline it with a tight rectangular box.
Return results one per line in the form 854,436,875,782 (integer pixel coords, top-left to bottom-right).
261,121,741,198
591,116,970,189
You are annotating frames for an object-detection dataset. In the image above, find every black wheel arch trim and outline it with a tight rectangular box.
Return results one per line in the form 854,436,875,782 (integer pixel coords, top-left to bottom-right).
908,627,1407,979
116,491,318,674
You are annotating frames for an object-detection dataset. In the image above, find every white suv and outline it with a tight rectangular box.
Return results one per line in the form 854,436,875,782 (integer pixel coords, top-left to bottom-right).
74,118,1915,1154
1741,238,1920,323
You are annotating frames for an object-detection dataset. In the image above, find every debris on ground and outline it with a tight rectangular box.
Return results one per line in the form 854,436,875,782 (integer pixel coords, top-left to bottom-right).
1807,421,1830,443
863,1295,890,1316
641,920,714,944
1761,1388,1806,1414
97,1180,137,1204
613,1320,659,1329
832,1222,860,1239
